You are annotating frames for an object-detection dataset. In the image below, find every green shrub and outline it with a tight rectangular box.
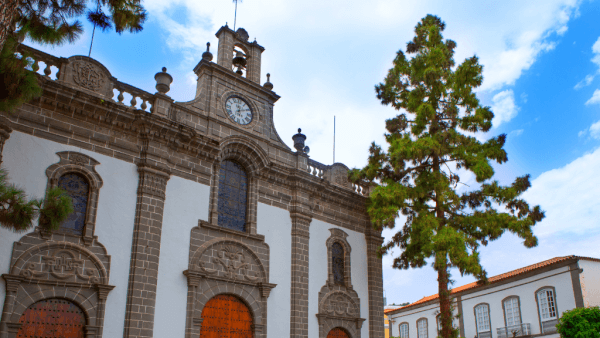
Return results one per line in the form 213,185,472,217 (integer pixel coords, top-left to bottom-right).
557,306,600,338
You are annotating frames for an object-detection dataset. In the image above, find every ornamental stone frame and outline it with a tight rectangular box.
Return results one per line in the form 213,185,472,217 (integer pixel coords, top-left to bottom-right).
0,239,114,338
208,136,268,236
45,151,104,245
183,222,275,338
316,228,365,338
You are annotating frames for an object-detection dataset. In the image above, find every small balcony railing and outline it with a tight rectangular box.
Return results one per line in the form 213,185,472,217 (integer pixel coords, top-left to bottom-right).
497,323,531,338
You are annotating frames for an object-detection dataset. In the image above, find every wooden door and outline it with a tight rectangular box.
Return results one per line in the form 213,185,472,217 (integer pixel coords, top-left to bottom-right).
327,327,350,338
200,294,254,338
17,299,85,338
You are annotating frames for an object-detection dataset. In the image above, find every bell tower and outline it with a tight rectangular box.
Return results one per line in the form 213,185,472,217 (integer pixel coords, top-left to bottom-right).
215,25,265,84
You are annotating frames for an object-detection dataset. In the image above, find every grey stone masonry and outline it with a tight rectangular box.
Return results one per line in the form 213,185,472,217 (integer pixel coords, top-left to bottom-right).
289,207,312,338
123,161,170,338
366,229,385,338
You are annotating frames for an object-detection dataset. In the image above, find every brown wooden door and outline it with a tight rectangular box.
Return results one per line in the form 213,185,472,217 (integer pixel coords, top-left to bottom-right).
17,299,85,338
327,327,350,338
200,294,254,338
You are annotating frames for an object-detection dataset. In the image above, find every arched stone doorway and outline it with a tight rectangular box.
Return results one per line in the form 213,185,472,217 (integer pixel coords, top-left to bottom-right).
327,327,350,338
17,298,85,338
200,294,254,338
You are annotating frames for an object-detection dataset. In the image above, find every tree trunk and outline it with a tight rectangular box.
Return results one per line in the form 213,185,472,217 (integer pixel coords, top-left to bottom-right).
437,256,454,338
0,0,18,51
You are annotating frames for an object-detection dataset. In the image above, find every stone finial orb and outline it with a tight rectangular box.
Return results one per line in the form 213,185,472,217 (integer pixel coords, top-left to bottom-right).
202,42,213,62
263,73,274,91
154,67,173,94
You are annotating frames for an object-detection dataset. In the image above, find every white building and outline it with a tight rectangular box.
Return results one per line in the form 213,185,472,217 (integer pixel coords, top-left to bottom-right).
386,256,600,338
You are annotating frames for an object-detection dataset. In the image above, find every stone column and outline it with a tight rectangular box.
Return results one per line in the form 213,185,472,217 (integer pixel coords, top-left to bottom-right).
183,270,203,338
0,116,13,166
123,161,170,338
366,229,385,338
289,207,312,338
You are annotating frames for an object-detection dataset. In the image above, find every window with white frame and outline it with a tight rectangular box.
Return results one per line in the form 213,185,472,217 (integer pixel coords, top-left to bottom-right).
437,315,442,332
474,304,491,333
417,318,428,338
504,297,521,327
399,322,409,338
537,288,557,321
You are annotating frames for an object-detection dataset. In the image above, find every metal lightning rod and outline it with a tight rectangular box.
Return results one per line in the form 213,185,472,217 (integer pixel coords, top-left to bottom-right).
233,0,242,31
333,115,336,163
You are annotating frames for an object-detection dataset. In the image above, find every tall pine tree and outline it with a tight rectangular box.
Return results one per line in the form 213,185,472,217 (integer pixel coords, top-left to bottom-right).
349,15,545,338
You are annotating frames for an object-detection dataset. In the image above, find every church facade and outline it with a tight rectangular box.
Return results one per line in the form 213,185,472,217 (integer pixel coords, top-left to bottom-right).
0,25,384,338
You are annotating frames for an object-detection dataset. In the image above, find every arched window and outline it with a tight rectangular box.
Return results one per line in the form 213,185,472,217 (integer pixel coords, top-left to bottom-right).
417,318,428,338
326,327,350,338
217,160,248,232
474,303,491,336
332,242,345,285
399,322,409,338
537,287,559,334
58,173,89,236
503,297,521,327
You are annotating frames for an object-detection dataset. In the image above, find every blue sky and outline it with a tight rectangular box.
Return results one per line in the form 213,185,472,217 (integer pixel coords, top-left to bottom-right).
28,0,600,305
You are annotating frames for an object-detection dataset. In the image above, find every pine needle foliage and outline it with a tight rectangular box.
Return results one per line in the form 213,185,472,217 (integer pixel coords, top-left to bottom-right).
0,35,42,113
0,169,73,233
349,15,545,338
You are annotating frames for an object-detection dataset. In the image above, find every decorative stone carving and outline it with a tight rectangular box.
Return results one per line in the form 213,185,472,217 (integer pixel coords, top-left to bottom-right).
193,240,265,283
329,163,351,189
138,169,169,199
20,249,100,283
72,61,106,91
320,292,359,317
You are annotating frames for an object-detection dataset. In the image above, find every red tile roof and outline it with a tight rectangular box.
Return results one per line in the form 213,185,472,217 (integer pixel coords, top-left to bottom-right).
386,255,600,315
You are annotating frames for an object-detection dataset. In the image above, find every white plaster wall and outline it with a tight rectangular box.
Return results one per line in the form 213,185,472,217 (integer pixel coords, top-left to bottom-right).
308,219,370,338
579,260,600,307
256,203,292,338
0,132,138,337
388,302,458,338
154,176,210,338
460,266,575,338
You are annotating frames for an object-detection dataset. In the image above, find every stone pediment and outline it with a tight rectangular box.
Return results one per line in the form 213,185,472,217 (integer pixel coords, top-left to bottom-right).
63,56,114,98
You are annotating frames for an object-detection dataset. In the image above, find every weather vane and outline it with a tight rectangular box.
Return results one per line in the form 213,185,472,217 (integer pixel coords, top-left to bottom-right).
233,0,242,31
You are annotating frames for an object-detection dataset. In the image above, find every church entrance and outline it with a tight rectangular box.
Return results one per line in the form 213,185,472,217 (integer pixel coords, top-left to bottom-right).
200,294,254,338
17,298,85,338
327,327,350,338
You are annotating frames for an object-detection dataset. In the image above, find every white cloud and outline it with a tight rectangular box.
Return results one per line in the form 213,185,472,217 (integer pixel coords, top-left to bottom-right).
574,36,600,89
522,146,600,236
492,90,519,127
585,89,600,105
575,74,595,89
590,121,600,139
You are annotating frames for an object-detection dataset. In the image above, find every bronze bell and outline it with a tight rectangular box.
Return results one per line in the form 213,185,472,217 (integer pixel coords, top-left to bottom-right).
232,50,247,75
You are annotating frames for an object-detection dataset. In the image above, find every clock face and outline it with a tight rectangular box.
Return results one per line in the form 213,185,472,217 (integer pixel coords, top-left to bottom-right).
225,97,253,125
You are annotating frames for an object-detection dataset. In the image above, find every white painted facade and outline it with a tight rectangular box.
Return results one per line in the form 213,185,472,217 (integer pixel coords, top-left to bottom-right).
579,259,600,307
0,131,375,337
309,219,371,338
0,132,139,337
388,257,600,338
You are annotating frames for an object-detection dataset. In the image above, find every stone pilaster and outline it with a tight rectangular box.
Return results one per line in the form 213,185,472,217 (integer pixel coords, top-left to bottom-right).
0,116,13,165
289,207,312,338
0,276,19,338
123,161,170,338
366,229,385,338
